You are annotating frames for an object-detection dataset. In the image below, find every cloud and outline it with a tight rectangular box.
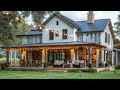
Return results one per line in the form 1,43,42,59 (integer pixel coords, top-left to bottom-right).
61,11,105,21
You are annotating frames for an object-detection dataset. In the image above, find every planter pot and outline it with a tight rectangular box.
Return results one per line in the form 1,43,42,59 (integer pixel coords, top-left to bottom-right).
44,65,48,68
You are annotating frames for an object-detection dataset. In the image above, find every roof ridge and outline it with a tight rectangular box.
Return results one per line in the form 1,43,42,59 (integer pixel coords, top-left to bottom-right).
76,18,110,22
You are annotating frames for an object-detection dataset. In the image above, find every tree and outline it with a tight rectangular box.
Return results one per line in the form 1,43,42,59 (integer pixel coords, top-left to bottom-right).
114,11,120,37
20,11,53,24
0,11,53,46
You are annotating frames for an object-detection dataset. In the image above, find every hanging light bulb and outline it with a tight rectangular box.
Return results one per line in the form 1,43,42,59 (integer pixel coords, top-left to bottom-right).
33,24,36,27
15,16,19,21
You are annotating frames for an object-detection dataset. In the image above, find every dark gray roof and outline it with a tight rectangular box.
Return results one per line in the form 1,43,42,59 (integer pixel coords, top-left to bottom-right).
43,12,111,33
16,28,42,37
76,19,110,33
7,41,105,48
59,14,81,29
26,29,42,35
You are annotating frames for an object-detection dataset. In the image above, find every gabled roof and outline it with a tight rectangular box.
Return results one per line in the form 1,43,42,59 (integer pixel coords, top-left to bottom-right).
76,19,110,33
42,12,81,30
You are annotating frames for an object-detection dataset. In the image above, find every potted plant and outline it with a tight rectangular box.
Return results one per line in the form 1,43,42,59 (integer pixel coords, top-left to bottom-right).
87,62,93,69
43,62,49,68
105,61,109,67
99,62,104,67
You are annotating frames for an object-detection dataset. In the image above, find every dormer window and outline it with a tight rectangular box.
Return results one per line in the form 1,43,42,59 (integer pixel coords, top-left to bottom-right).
56,21,59,25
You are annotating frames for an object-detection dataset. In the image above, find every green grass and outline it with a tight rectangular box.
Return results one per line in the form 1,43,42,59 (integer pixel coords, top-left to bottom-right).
0,70,120,79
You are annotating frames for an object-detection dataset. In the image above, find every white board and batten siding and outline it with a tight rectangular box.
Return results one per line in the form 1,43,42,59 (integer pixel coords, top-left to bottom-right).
100,24,113,50
42,16,77,43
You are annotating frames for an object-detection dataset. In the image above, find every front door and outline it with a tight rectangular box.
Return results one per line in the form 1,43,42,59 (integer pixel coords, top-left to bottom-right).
48,49,70,64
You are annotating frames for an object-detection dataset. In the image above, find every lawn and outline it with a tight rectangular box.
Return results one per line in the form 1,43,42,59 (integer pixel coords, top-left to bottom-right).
0,70,120,79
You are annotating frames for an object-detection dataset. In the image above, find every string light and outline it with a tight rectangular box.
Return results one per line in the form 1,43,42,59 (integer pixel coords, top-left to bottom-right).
15,16,19,21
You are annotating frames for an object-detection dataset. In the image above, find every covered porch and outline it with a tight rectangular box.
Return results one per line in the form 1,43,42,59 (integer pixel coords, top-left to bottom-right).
5,42,109,68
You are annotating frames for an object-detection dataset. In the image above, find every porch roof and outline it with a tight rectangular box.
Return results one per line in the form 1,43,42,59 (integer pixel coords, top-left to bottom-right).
5,41,106,48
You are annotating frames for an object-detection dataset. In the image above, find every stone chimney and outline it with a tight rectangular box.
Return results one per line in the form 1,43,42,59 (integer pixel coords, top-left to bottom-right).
87,11,94,23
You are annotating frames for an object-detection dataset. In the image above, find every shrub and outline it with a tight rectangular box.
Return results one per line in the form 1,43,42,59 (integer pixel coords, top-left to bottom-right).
99,62,104,67
105,61,109,67
43,62,49,67
87,62,93,68
0,62,10,70
67,69,81,72
82,68,97,73
115,64,120,69
6,68,45,72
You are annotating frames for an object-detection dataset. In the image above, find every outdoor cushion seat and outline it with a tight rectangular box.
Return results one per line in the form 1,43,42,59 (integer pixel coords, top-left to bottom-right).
72,60,80,68
53,60,64,67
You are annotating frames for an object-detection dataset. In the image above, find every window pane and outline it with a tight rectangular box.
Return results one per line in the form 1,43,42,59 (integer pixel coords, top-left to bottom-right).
62,29,67,39
49,30,54,40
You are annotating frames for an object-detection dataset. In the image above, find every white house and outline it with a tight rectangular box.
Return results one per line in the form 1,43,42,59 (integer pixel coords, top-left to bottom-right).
5,11,119,67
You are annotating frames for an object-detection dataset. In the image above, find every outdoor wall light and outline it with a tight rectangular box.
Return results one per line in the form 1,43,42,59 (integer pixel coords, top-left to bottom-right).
55,31,59,37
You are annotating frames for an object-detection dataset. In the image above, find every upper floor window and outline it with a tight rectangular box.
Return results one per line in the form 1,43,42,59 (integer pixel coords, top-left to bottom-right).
80,34,83,41
35,36,37,43
56,21,59,25
90,33,93,42
49,30,54,40
94,32,96,42
105,32,107,43
27,36,34,44
108,34,110,44
62,29,67,39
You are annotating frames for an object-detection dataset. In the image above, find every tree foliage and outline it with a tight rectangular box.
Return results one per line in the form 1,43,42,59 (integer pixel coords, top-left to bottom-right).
114,12,120,48
114,11,120,37
0,11,53,46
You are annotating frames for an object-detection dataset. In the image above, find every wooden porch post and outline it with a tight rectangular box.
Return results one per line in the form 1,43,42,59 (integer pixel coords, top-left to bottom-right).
14,51,16,64
88,46,92,63
84,47,87,67
6,49,10,63
71,48,75,61
96,48,99,67
10,50,13,64
112,51,114,66
42,49,45,67
77,47,78,60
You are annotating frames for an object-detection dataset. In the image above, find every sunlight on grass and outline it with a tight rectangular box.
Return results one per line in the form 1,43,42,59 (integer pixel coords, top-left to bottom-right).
0,70,120,79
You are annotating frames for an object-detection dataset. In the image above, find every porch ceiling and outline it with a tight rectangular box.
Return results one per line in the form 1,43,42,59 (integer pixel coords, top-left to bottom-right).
5,41,106,49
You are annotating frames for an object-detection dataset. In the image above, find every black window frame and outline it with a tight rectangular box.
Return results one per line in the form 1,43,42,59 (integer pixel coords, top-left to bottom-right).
108,34,110,44
49,30,54,40
105,32,107,43
62,29,67,39
56,21,59,25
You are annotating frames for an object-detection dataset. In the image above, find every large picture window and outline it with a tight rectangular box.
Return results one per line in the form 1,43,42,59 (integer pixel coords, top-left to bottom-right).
62,29,67,39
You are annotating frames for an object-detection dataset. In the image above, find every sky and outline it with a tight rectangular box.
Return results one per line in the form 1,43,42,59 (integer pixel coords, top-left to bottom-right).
27,11,119,26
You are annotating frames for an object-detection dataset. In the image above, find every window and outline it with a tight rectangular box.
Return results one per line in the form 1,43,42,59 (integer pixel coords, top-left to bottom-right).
90,33,93,42
62,29,67,39
108,34,110,44
80,34,83,41
105,32,107,43
35,36,37,43
94,32,96,42
49,30,54,40
56,21,59,25
104,50,106,61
